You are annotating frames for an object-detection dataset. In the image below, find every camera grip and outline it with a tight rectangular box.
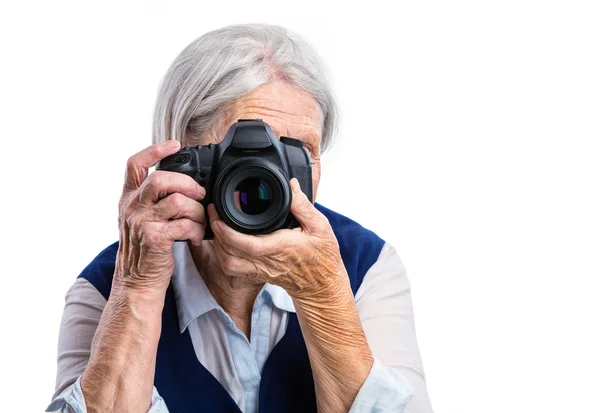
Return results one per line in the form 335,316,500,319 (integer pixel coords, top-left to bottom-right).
290,164,313,203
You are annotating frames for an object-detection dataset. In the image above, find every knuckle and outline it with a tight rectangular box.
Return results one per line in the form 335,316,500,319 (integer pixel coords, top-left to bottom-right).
169,193,187,209
146,233,162,248
222,256,237,273
149,144,163,158
147,171,165,189
192,224,205,240
246,242,262,256
181,219,195,232
126,155,137,170
141,222,160,246
126,213,143,231
173,219,195,237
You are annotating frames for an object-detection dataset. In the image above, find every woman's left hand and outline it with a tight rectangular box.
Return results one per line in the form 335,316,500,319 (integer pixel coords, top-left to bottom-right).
206,178,346,300
209,178,375,413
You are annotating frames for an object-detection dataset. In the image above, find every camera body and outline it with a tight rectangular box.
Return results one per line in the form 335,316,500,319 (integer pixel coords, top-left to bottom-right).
157,119,313,239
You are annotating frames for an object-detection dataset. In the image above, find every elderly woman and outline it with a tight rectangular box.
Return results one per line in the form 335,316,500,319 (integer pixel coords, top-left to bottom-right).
47,24,433,413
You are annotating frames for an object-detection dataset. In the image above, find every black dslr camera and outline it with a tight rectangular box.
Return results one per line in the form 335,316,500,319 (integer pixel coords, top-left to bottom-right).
157,119,313,239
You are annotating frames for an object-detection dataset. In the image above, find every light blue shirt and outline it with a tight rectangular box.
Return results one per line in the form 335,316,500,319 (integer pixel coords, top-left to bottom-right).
48,242,431,412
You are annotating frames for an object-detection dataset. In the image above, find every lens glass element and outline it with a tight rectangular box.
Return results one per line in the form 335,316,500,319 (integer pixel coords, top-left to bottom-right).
233,177,273,215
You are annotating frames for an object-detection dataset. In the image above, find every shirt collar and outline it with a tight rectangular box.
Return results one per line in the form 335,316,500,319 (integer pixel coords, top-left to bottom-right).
172,242,296,334
264,283,296,313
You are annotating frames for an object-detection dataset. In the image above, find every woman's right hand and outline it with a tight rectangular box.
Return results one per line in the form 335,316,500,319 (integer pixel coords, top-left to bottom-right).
114,140,206,294
80,140,205,411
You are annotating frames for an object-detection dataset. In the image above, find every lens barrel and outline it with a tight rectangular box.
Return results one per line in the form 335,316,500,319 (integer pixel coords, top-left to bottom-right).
214,158,291,235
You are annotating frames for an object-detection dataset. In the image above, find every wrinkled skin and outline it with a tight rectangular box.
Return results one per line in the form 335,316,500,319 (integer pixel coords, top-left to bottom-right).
190,82,340,301
114,140,206,294
205,180,345,299
185,81,344,333
82,81,373,413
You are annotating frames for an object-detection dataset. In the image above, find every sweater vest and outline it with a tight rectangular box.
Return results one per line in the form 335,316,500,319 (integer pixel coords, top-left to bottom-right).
78,203,385,413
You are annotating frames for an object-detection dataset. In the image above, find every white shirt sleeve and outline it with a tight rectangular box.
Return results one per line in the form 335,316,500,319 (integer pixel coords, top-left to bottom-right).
354,242,434,413
348,357,414,412
46,278,169,413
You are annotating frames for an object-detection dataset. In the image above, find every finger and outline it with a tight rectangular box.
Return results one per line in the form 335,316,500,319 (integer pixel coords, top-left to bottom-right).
207,203,238,247
211,214,276,256
210,222,245,258
153,193,206,226
124,140,181,192
207,203,265,255
289,178,328,235
139,170,205,204
162,218,205,246
208,204,299,256
212,236,258,277
207,203,219,228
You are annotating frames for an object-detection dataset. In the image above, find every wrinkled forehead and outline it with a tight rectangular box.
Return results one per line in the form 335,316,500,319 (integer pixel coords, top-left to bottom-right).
206,81,323,154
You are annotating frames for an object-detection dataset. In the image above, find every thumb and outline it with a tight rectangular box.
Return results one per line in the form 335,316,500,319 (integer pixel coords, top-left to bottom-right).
289,178,326,234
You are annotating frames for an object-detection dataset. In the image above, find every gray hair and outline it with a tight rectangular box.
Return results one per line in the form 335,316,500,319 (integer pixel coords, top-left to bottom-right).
152,24,339,152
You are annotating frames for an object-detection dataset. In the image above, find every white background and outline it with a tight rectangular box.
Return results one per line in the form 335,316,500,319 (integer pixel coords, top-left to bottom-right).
1,1,599,412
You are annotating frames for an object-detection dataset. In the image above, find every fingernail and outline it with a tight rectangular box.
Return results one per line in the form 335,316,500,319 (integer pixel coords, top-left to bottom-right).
291,178,300,194
168,140,180,148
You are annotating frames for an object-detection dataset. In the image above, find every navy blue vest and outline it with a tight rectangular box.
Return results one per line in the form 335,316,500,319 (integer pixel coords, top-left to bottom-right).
79,203,385,413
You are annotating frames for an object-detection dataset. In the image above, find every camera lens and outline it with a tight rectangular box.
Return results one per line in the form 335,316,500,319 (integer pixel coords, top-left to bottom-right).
215,159,291,235
234,178,273,215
